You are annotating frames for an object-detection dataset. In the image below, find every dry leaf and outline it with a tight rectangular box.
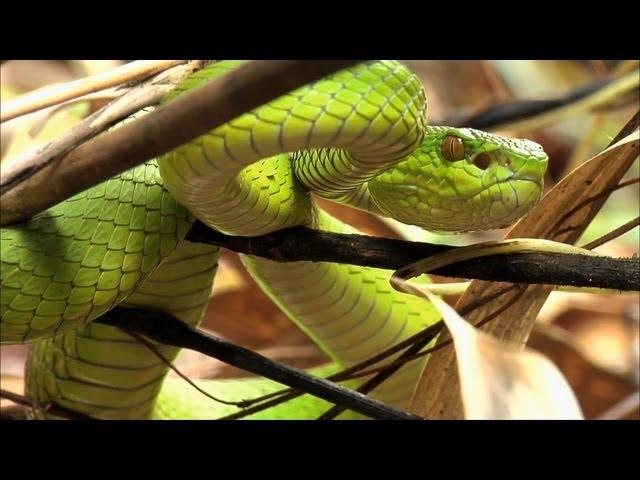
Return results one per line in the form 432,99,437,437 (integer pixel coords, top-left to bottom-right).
424,292,584,419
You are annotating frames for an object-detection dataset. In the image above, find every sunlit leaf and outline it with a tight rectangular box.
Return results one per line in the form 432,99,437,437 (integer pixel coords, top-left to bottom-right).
424,292,584,420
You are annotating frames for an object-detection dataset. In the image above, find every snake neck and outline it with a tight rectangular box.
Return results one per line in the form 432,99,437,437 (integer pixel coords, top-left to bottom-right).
157,60,426,236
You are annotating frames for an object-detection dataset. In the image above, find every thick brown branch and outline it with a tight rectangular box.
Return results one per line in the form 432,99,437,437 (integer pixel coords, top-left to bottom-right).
0,60,359,226
186,222,640,291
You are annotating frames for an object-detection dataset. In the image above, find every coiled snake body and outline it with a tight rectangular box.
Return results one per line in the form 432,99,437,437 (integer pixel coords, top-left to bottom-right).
0,61,548,419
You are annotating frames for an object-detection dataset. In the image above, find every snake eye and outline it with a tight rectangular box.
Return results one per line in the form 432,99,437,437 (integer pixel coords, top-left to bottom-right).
442,135,465,161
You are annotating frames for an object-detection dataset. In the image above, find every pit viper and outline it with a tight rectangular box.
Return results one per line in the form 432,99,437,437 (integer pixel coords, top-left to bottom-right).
0,60,549,419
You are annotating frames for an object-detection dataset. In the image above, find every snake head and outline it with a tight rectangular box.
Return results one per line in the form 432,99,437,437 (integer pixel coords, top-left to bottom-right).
368,126,549,233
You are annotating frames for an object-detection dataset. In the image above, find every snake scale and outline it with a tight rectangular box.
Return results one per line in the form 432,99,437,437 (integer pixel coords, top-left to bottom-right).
0,60,548,419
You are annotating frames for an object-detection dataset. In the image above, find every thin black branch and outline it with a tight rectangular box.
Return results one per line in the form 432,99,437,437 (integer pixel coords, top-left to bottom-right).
440,77,616,129
222,287,523,419
215,285,519,419
97,308,422,421
128,330,251,408
352,287,527,381
217,286,515,419
0,389,95,420
318,331,434,420
317,285,529,420
217,319,449,420
186,222,640,291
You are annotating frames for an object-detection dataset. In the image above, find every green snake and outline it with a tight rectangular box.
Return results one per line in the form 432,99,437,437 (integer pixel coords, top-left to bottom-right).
0,60,549,419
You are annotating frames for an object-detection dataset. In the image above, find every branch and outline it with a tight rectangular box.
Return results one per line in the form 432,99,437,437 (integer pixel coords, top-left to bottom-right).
0,61,206,195
186,222,640,291
440,74,638,131
0,60,360,226
97,308,422,421
0,60,187,122
220,285,517,419
0,388,94,420
317,328,434,420
471,69,638,134
219,318,449,419
316,285,528,420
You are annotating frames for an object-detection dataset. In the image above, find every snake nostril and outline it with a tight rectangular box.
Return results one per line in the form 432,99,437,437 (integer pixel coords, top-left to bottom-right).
473,153,492,170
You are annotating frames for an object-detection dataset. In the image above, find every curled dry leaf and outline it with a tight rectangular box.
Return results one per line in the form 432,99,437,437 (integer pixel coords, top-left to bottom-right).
423,291,584,420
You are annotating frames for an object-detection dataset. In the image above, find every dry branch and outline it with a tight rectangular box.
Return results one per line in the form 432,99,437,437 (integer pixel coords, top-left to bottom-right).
97,307,421,420
0,61,206,194
0,60,187,122
187,222,639,291
0,388,94,420
491,70,639,134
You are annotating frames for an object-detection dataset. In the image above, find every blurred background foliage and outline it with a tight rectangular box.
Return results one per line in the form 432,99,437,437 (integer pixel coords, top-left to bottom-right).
1,60,638,419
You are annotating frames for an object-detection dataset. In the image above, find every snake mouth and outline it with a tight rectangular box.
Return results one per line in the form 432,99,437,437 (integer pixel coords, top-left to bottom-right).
512,173,542,183
510,166,545,187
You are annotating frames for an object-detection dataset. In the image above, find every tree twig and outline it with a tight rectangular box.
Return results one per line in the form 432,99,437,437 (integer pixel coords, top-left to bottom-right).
186,222,639,291
218,286,516,419
317,285,528,419
482,70,639,134
0,388,95,420
97,307,422,421
128,330,253,408
317,331,434,420
0,61,206,193
440,76,618,129
0,60,360,226
217,327,443,420
581,216,639,250
0,60,186,122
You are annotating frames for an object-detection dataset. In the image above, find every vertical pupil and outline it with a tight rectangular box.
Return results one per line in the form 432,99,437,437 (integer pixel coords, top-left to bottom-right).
443,136,464,161
453,139,461,159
